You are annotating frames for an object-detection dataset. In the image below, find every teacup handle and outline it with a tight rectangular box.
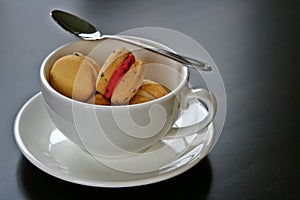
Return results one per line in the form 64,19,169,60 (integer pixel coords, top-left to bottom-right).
163,88,217,139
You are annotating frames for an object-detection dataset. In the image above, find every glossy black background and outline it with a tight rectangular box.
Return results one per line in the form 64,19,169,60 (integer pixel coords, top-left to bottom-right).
0,0,299,199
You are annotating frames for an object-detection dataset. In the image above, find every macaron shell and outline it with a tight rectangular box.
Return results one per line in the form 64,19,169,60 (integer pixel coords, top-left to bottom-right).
129,93,153,105
129,79,168,104
139,80,168,99
73,52,100,75
96,47,130,95
83,55,101,75
49,54,99,102
111,60,145,105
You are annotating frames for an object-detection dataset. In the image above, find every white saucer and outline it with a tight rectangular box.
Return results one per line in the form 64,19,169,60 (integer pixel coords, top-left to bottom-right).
14,92,214,187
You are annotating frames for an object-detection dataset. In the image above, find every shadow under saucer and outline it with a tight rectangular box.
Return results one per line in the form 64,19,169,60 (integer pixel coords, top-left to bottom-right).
17,155,212,199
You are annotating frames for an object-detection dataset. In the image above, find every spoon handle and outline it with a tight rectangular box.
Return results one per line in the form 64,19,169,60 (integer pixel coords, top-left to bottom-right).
101,35,212,72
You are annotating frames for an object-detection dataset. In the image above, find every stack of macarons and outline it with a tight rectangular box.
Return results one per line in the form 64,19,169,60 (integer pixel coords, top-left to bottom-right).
49,47,168,105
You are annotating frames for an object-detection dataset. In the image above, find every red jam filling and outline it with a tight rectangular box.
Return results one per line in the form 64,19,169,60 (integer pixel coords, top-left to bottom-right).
104,53,135,99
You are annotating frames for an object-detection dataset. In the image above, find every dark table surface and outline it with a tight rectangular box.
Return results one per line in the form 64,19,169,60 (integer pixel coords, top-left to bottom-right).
1,0,299,199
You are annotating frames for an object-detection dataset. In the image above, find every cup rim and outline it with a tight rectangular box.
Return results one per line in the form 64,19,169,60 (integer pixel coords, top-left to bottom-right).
40,38,189,108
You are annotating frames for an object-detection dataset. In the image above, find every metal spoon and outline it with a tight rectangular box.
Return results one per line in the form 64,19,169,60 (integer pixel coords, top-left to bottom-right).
51,9,212,72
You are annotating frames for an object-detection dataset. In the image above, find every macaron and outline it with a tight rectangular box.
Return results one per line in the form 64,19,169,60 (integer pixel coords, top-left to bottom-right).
129,79,168,104
49,53,100,102
95,47,146,105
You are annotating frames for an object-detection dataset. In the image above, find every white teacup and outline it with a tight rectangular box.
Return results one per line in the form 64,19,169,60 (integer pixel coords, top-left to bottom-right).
40,38,217,158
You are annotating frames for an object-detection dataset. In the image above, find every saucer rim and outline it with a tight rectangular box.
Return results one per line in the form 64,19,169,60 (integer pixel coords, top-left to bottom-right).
14,92,213,187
